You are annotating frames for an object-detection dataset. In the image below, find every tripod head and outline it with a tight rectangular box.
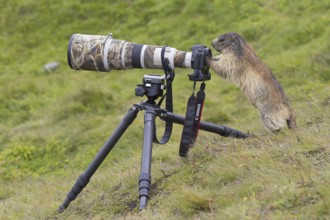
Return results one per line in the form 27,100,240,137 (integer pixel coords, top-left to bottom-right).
135,74,166,101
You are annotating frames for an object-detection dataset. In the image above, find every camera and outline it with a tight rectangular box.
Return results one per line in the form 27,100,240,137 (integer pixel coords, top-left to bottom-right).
67,33,212,79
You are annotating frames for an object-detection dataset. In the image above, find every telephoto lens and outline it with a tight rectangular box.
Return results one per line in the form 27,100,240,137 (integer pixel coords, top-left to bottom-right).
68,33,193,72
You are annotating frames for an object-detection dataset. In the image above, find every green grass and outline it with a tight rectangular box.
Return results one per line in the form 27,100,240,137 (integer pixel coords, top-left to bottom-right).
0,0,330,219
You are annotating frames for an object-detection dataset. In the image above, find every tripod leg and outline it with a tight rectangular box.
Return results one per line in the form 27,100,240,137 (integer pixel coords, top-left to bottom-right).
138,109,156,211
161,112,249,138
57,105,140,213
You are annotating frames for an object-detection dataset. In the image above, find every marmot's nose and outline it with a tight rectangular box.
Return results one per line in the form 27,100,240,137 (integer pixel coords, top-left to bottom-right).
212,40,216,48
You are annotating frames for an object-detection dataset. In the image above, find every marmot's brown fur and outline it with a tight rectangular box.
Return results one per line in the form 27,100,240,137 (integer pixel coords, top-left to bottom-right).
210,32,296,132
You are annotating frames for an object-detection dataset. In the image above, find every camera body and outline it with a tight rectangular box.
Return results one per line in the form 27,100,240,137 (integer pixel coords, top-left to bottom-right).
189,45,212,81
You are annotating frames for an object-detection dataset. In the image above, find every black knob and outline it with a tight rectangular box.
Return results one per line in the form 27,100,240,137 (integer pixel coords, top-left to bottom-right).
135,85,146,97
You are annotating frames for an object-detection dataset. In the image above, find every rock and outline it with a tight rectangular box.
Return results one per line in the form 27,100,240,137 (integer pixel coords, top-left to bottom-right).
43,61,60,72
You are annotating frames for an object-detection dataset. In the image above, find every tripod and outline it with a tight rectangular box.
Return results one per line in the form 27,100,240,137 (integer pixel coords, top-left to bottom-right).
57,75,248,213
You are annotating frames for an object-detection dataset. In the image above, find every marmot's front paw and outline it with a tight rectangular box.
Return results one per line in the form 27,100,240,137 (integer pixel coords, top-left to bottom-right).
213,55,221,61
205,54,212,66
206,55,220,67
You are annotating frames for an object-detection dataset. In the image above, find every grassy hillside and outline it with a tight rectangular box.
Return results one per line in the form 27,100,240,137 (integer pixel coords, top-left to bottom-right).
0,0,329,219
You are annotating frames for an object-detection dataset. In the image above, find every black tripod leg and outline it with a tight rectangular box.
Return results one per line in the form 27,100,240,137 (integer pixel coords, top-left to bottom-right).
138,109,156,211
161,112,249,138
57,105,140,213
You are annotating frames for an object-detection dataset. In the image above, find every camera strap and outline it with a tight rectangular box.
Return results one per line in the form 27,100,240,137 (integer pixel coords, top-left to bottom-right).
152,46,175,145
179,81,206,157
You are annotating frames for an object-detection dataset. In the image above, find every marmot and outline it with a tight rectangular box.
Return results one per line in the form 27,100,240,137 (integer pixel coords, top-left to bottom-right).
209,32,296,132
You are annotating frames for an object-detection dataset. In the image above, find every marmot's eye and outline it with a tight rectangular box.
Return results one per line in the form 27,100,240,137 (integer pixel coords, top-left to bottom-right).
218,36,225,42
230,37,236,42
